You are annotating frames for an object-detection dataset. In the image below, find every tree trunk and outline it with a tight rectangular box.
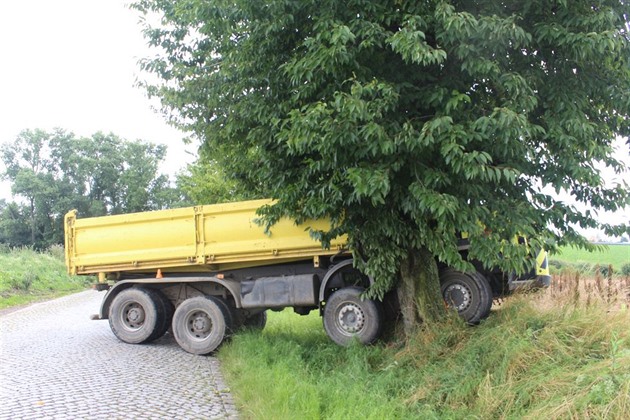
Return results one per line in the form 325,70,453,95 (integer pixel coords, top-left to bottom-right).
396,247,444,336
29,197,36,246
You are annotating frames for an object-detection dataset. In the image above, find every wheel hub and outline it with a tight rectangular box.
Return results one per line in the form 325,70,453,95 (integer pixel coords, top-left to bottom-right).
444,284,471,311
338,303,365,333
123,303,145,329
188,311,212,338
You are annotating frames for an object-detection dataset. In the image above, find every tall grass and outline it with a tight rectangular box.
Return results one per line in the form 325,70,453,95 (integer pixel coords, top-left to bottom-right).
219,273,630,419
0,246,92,309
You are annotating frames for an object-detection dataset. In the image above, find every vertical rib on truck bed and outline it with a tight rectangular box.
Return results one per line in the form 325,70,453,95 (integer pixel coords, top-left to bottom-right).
65,199,346,275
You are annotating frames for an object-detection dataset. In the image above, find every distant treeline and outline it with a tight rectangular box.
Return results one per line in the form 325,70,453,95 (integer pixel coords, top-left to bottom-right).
0,128,244,249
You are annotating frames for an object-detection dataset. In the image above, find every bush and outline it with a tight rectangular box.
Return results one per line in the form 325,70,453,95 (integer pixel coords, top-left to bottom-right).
621,263,630,277
47,244,65,261
595,265,611,277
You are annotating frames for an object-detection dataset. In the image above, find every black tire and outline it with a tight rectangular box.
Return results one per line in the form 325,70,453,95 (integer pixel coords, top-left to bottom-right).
323,286,383,346
440,269,493,324
471,271,493,319
172,296,229,355
109,288,164,344
243,311,267,330
210,296,235,334
153,290,174,339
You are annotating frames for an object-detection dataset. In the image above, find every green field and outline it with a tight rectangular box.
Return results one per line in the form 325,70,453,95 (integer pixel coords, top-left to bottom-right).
551,244,629,269
0,246,92,309
548,244,630,277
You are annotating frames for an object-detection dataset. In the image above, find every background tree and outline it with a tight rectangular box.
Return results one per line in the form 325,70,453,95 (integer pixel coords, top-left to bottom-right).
0,129,181,248
134,0,630,329
176,144,264,205
0,200,32,247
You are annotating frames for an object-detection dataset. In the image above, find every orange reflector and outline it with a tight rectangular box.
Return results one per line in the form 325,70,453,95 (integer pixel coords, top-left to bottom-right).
217,273,224,280
156,269,163,279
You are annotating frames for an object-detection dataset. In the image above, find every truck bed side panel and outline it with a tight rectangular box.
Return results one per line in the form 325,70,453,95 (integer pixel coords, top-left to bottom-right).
65,199,345,275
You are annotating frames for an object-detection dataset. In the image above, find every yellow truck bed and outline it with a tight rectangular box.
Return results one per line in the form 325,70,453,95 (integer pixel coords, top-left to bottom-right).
65,199,346,275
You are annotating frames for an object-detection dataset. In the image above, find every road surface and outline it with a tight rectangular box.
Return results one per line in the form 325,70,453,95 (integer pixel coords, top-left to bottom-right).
0,290,238,419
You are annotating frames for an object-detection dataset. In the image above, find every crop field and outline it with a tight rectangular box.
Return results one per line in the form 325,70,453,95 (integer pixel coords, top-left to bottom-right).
549,245,629,277
551,244,629,269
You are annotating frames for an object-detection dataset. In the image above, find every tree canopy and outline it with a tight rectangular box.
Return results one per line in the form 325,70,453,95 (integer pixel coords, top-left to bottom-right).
133,0,630,305
0,129,181,248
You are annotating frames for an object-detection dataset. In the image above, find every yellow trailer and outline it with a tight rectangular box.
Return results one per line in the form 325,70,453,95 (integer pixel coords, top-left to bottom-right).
65,199,550,355
65,199,346,276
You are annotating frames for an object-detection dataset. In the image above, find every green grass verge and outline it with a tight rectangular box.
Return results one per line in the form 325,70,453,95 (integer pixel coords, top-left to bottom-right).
0,246,92,309
219,297,630,419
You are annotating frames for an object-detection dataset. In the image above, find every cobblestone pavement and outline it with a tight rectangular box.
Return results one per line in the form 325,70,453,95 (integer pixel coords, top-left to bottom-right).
0,291,238,419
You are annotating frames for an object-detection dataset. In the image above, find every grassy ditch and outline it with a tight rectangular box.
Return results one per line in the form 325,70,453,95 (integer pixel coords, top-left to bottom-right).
219,273,630,419
0,246,92,309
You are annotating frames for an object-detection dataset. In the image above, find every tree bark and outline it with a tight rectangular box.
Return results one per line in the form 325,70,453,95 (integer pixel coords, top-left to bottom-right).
396,247,444,337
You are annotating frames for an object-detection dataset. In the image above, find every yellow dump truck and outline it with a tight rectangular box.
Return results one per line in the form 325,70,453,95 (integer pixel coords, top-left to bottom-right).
65,199,550,355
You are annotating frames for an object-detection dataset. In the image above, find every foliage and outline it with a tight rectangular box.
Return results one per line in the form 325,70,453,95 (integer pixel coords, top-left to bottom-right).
133,1,630,303
0,247,92,309
0,128,182,248
220,283,630,419
176,158,261,205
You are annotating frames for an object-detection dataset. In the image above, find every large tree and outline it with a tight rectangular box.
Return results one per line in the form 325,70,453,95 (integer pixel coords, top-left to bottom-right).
134,0,630,327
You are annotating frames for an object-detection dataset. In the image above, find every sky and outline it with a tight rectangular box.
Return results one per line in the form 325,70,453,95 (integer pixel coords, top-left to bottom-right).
0,0,195,198
0,1,627,238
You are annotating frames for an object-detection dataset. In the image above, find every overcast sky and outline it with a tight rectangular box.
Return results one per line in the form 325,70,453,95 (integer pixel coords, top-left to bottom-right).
0,0,195,199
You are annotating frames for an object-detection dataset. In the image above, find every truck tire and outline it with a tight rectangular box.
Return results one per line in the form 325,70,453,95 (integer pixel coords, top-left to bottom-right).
440,269,492,324
109,287,164,344
209,296,235,334
172,296,229,355
153,290,174,339
243,311,267,330
471,271,493,319
323,286,383,346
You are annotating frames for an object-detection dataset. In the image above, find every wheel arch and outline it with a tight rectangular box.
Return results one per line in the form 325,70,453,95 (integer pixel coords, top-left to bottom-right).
98,277,242,319
318,259,374,307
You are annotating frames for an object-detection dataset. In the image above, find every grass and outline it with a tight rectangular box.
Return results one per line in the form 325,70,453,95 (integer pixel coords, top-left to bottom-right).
550,244,629,275
0,245,92,309
219,273,630,419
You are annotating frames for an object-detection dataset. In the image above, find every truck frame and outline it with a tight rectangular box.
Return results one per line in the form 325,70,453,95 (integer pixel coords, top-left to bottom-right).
65,199,550,355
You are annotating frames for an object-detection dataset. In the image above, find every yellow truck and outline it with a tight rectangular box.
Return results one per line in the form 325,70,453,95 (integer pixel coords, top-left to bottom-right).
65,198,550,355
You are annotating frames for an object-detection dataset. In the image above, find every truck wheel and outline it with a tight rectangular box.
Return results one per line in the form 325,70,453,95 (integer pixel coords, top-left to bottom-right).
440,269,492,324
243,311,267,330
153,290,174,339
471,271,493,319
109,288,163,344
172,296,229,355
323,286,383,346
209,296,235,334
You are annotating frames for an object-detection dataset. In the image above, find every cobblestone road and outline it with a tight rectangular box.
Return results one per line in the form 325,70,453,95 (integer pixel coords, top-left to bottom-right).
0,291,238,419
